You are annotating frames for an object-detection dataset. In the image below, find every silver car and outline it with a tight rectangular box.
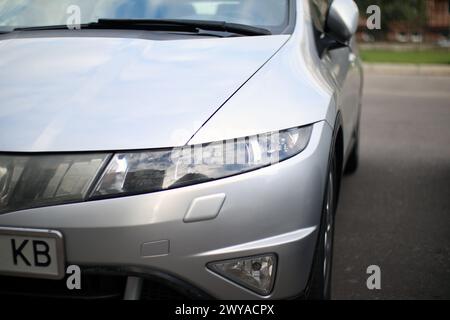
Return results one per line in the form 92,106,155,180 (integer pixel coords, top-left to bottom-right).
0,0,363,300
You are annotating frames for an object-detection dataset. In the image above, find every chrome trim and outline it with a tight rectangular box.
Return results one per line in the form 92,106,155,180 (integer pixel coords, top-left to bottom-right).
123,276,144,300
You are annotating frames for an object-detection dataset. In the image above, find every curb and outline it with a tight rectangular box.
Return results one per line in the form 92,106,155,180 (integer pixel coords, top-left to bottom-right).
363,63,450,76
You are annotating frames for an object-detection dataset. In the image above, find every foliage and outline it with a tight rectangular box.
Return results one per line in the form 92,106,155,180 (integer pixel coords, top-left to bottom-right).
356,0,427,39
361,49,450,64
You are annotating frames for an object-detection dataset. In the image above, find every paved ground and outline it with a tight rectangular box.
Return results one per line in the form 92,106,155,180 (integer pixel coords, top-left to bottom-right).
364,63,450,77
332,74,450,300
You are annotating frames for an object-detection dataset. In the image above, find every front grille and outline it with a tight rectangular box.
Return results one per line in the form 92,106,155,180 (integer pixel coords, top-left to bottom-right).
0,274,127,299
0,270,209,300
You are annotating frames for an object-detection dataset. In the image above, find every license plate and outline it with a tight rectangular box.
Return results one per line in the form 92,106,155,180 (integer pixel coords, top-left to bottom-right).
0,227,65,279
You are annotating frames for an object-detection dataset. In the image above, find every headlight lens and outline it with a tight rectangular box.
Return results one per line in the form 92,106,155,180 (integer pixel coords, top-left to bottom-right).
0,125,312,213
208,254,277,296
92,125,312,198
0,154,110,214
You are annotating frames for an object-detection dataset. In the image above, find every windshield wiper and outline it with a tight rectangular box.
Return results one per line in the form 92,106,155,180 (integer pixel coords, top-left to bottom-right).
14,19,272,36
95,19,272,36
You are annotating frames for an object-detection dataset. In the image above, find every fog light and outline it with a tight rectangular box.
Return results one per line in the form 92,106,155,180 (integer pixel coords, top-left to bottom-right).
208,254,277,296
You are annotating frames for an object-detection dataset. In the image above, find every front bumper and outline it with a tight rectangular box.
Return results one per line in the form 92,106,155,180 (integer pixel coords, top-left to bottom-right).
0,122,333,300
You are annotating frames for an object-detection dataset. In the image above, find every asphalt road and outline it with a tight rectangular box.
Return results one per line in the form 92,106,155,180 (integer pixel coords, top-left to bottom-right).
332,74,450,300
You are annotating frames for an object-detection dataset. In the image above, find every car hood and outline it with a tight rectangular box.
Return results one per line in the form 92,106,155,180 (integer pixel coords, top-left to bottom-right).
0,34,289,152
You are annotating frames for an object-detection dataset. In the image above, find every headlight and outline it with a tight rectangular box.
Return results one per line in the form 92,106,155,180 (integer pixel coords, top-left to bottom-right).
0,125,312,213
0,154,110,214
208,254,277,296
92,125,313,198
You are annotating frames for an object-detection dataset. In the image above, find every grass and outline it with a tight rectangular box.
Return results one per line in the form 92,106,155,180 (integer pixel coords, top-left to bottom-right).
360,49,450,65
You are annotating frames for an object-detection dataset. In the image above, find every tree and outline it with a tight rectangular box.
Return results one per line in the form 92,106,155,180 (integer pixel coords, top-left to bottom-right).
356,0,427,39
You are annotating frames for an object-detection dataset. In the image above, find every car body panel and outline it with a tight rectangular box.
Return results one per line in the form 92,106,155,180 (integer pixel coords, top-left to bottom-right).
0,0,363,299
324,42,363,158
0,121,333,299
191,0,363,161
0,34,288,152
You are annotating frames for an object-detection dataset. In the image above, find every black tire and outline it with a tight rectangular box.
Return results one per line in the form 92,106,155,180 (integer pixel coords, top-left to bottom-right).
306,152,337,300
344,124,360,175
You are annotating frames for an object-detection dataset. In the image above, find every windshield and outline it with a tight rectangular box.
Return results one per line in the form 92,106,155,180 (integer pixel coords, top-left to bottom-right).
0,0,291,34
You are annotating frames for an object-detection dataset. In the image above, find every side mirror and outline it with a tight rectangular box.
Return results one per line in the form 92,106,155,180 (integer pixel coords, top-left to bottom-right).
319,0,359,56
327,0,359,43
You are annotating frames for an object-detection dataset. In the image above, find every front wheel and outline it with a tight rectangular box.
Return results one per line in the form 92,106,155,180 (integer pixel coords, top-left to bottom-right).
306,153,337,300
